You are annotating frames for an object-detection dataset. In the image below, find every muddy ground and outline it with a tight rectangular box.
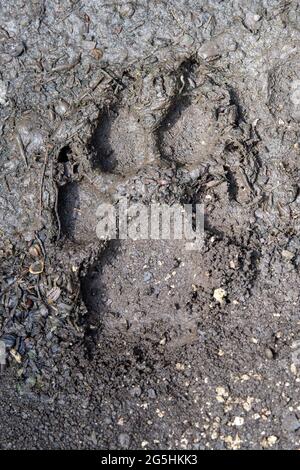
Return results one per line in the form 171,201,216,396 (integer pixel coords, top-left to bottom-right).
0,0,300,450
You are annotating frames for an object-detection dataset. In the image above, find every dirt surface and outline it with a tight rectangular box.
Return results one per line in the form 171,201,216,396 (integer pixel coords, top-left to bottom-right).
1,0,300,450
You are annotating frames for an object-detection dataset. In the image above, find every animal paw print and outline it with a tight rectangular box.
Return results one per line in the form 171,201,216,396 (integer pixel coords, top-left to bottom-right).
56,61,260,348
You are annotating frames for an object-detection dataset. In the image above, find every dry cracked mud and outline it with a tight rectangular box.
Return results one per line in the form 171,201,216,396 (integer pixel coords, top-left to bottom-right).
0,0,300,450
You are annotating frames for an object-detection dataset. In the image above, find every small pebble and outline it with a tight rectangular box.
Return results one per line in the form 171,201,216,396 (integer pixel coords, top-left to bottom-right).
265,347,274,360
213,288,227,304
118,432,130,447
148,388,156,399
129,385,142,397
143,271,152,282
282,250,294,261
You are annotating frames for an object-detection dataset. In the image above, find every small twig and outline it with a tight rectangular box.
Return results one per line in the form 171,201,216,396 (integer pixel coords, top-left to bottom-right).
4,175,11,192
77,75,105,102
15,133,28,167
99,67,122,87
40,152,48,217
34,231,46,258
54,182,61,240
51,54,81,73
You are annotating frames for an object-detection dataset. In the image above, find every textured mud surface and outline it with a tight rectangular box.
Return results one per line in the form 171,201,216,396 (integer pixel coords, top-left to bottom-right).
1,0,300,450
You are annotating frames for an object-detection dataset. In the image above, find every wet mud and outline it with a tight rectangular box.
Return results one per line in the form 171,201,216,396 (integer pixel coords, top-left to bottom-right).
0,0,300,450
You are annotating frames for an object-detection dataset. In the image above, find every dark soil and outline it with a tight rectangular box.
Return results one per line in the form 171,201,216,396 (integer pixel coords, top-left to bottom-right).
1,0,300,449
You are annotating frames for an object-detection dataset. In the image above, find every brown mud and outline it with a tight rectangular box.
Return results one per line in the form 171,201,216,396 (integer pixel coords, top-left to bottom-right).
0,0,300,449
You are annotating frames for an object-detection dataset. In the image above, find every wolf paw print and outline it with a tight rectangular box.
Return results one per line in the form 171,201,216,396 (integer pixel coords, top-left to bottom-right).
56,60,260,348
